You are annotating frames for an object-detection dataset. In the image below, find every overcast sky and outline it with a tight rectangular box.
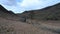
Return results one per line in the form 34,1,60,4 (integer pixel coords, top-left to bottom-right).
0,0,60,13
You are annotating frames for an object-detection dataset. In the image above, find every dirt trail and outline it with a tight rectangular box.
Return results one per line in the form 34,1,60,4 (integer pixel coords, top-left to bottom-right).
27,20,60,34
0,17,58,34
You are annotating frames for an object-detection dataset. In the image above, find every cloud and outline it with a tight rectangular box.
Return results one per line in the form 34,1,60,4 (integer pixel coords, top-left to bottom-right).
0,0,17,6
20,0,40,7
20,0,43,10
0,0,60,13
19,0,60,10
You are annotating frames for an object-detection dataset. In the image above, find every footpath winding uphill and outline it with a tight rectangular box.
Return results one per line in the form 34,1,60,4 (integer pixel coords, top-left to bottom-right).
0,17,58,34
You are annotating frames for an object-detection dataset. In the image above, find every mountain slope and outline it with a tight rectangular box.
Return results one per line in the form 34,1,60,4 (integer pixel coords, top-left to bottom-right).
0,5,21,21
20,3,60,20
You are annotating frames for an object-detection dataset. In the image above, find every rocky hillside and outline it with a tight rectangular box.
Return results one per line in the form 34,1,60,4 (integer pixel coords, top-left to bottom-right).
19,3,60,20
0,5,21,21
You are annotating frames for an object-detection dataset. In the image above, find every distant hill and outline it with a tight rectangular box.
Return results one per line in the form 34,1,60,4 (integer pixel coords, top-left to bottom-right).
19,3,60,20
0,5,21,21
0,5,15,16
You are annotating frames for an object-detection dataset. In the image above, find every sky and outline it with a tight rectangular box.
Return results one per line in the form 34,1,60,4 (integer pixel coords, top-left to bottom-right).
0,0,60,13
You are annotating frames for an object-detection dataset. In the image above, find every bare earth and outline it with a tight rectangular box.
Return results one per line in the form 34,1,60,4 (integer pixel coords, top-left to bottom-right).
0,17,59,34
